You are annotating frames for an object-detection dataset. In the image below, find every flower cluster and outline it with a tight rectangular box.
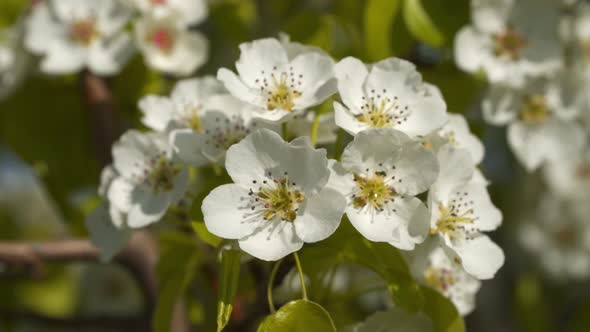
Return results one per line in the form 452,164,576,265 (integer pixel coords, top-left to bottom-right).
87,35,506,316
455,0,589,171
23,0,208,76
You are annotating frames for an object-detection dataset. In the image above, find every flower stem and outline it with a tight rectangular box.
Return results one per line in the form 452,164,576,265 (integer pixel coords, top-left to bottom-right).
293,252,308,301
334,128,344,160
282,122,288,140
267,259,283,314
310,112,321,147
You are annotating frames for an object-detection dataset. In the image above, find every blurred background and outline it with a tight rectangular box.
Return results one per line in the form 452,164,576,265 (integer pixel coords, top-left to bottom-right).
0,0,588,331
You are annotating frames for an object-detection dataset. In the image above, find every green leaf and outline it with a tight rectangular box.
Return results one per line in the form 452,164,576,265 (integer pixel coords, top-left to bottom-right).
257,300,336,332
403,0,445,47
217,249,242,332
422,286,465,332
364,0,402,60
192,221,222,247
153,237,200,332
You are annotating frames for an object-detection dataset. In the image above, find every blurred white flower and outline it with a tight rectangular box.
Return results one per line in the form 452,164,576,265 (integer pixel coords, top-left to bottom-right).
408,242,481,316
135,11,208,76
333,57,447,138
454,0,562,86
327,129,438,250
520,193,590,280
483,78,585,171
543,147,590,197
422,113,485,165
110,130,189,228
128,0,208,27
201,129,346,261
428,145,504,280
25,0,134,75
171,94,273,166
0,22,29,100
217,37,337,122
351,307,433,332
139,76,226,131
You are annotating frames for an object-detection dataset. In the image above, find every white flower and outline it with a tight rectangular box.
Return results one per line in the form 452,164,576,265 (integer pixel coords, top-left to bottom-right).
217,38,337,122
288,111,338,145
333,57,447,138
128,0,208,27
135,11,208,76
520,193,590,280
201,129,346,261
24,0,134,75
422,113,485,165
543,148,590,197
428,145,504,280
110,130,189,228
454,0,562,86
327,128,438,250
171,94,272,166
483,78,585,171
351,307,433,332
139,76,226,132
0,23,29,101
408,242,481,316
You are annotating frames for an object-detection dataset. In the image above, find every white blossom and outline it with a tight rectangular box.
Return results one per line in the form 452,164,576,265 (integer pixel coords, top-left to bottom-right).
217,37,337,122
543,147,590,197
201,129,346,261
135,11,208,76
333,56,447,138
128,0,208,27
483,78,585,171
428,145,504,280
110,130,189,228
139,76,227,132
520,193,590,280
454,0,562,86
327,128,438,250
24,0,134,75
422,113,485,165
407,241,481,316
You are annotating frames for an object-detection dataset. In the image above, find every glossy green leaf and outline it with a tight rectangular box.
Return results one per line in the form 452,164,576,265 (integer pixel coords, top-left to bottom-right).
364,0,402,60
403,0,445,47
192,221,222,247
422,286,465,332
217,249,242,332
257,300,336,332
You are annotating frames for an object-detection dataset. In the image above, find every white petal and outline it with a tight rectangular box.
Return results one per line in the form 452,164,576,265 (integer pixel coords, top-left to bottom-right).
334,101,366,135
431,145,475,203
238,220,304,261
170,129,209,166
396,83,448,138
24,2,62,54
106,177,134,214
112,130,150,178
202,184,264,239
127,188,171,228
451,235,505,280
482,86,518,126
217,68,264,107
171,76,225,103
390,137,439,196
87,33,135,76
86,203,131,262
334,56,369,111
294,187,346,243
454,27,489,74
40,39,86,74
235,38,289,87
289,52,336,108
442,114,485,164
139,95,175,131
169,0,208,25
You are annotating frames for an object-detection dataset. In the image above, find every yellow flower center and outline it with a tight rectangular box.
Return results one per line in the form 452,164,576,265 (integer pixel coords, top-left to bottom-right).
493,27,527,60
520,95,550,125
265,72,301,112
145,157,181,192
424,267,456,294
70,19,99,46
352,172,397,211
431,203,475,240
254,178,304,222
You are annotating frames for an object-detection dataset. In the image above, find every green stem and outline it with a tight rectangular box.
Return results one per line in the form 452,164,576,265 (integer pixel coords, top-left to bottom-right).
267,259,283,314
334,128,344,160
310,112,321,147
293,252,308,301
282,122,288,140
